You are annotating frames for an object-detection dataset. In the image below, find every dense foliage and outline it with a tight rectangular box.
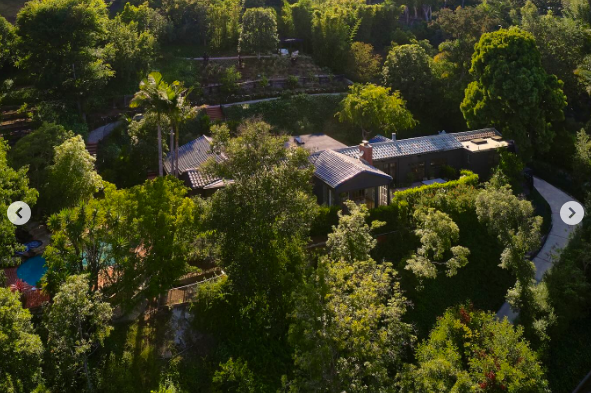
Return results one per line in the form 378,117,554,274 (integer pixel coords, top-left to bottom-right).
3,0,591,389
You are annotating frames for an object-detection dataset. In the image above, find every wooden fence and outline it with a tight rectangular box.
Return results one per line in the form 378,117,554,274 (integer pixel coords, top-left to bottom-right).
159,273,224,308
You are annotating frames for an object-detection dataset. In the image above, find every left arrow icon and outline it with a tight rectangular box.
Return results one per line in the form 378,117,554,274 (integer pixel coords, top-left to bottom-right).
7,201,31,225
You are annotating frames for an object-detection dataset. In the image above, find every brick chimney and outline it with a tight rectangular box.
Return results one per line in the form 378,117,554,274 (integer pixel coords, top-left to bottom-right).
359,140,373,165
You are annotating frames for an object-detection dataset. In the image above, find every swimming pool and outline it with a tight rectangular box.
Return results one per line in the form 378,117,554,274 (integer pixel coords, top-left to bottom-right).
17,256,47,287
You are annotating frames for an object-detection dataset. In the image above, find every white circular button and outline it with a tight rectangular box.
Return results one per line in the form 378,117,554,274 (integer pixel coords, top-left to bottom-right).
560,201,584,226
7,201,31,226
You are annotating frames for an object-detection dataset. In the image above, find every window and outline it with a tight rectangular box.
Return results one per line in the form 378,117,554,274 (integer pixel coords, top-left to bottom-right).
410,162,425,181
430,158,447,178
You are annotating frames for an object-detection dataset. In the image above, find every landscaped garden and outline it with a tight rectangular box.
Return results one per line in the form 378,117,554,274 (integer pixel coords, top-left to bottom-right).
2,0,591,390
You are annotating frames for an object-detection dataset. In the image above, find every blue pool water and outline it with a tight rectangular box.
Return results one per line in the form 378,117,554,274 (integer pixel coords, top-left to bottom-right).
17,256,47,287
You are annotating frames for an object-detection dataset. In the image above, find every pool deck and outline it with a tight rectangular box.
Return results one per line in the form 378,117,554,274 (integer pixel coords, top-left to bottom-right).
3,266,50,308
2,220,52,309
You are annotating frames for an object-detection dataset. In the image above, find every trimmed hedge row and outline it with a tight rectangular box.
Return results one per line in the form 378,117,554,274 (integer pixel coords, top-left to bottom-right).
310,170,480,238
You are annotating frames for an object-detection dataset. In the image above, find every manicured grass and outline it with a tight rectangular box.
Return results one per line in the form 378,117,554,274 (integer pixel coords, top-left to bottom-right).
547,314,591,393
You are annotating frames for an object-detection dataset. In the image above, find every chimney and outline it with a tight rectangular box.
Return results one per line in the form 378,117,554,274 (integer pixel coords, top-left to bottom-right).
391,133,397,141
359,140,373,165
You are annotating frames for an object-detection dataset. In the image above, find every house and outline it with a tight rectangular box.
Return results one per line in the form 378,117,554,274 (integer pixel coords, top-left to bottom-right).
310,128,510,207
164,136,231,197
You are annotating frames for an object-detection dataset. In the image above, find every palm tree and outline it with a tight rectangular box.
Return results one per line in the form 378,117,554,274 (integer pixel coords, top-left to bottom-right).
167,81,199,177
130,72,172,177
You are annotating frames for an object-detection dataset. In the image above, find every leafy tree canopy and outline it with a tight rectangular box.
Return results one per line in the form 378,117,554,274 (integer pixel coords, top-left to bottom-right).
400,305,550,392
0,288,44,392
289,201,414,392
337,83,417,140
44,135,103,214
9,122,74,191
461,27,567,161
44,274,113,392
238,8,279,55
16,0,113,99
405,207,470,281
0,139,38,266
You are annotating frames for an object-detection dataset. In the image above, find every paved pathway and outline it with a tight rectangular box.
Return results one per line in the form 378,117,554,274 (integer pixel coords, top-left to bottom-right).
183,55,278,61
87,120,122,144
220,92,345,107
497,176,583,322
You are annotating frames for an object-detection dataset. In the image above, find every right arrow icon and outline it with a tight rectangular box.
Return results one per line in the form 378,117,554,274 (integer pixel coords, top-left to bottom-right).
561,201,584,225
569,207,576,219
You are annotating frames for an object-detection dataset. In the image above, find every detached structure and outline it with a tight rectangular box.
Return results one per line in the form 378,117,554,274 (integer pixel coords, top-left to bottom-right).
164,136,231,197
310,128,510,207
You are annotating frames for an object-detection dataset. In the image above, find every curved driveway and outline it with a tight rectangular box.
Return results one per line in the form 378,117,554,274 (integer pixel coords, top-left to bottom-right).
497,176,583,322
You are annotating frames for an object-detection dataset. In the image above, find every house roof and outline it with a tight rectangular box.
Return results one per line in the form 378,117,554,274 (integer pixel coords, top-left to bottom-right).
164,135,225,174
183,168,232,190
452,128,501,142
312,149,392,189
335,128,501,161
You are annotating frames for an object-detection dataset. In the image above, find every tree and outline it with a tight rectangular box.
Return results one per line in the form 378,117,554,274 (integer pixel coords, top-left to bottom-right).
119,1,171,41
43,178,205,307
238,8,279,56
405,207,470,281
104,17,157,91
0,138,38,266
205,120,316,305
211,358,258,393
9,122,74,191
45,274,112,392
382,43,438,116
130,71,174,177
16,0,113,113
337,83,417,140
573,129,591,188
400,305,550,392
0,288,44,392
289,201,414,392
311,7,351,73
0,16,16,69
45,135,103,213
347,42,382,83
544,209,591,329
220,66,242,96
164,81,198,177
522,1,591,108
193,120,317,380
476,182,555,344
208,0,241,50
460,27,567,161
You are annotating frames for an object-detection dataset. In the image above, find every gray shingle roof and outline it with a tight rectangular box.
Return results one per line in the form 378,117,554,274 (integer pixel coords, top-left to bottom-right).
452,128,501,142
184,168,220,189
164,135,225,174
334,128,501,161
312,150,392,189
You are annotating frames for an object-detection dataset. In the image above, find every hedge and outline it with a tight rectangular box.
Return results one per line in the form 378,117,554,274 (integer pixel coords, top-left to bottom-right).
310,170,480,238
